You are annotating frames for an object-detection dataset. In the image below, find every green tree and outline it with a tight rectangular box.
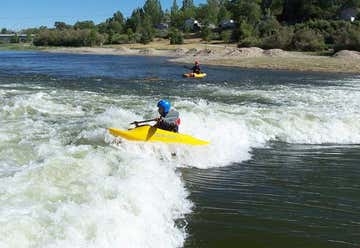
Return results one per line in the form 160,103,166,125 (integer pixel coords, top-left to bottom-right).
54,22,71,30
87,29,98,46
171,0,184,28
10,34,20,43
238,21,255,39
261,25,294,49
292,28,326,51
126,8,144,33
334,25,360,51
182,0,194,9
258,15,281,37
143,0,164,26
218,4,232,23
231,0,262,26
169,28,184,44
1,28,10,34
206,0,221,24
221,29,233,42
201,25,212,41
103,11,125,34
171,0,179,14
182,0,196,19
74,21,95,30
343,0,360,8
140,16,154,44
26,33,33,43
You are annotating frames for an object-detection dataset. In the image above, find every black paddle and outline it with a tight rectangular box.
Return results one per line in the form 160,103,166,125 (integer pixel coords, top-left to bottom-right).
184,65,193,70
130,118,158,126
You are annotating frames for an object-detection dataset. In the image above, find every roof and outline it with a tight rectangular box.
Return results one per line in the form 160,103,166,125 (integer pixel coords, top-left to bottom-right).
0,34,28,37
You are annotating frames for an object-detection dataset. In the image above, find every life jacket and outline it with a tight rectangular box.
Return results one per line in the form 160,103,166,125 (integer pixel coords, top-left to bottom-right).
158,110,180,132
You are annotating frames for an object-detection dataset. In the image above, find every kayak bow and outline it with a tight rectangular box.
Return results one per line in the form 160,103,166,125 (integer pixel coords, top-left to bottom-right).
108,125,209,146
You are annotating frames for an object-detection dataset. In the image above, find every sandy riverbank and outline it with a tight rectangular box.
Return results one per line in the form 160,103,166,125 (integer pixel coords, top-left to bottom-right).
45,39,360,74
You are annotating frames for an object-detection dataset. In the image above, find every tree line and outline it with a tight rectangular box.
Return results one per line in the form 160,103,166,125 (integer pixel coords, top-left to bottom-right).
8,0,360,52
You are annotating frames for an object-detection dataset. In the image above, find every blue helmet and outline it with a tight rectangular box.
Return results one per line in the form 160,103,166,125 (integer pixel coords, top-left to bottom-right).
157,100,171,114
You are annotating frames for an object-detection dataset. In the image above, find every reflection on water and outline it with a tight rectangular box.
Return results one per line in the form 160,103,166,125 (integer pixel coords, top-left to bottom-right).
183,143,360,248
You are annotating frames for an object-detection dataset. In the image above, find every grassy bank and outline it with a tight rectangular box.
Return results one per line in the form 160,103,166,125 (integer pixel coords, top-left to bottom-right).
0,43,45,51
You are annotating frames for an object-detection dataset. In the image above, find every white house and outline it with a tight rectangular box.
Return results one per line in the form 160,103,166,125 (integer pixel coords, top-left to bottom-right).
184,19,201,31
219,19,236,30
0,34,30,43
340,8,358,22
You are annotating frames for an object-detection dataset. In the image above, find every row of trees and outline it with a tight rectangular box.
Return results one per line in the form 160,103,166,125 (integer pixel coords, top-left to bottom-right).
18,0,360,51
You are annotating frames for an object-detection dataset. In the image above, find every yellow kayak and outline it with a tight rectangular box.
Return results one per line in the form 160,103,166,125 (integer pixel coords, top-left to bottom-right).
183,72,207,78
108,125,209,146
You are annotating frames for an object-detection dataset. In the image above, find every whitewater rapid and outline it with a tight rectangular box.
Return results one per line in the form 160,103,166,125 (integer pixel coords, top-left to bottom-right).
0,75,360,247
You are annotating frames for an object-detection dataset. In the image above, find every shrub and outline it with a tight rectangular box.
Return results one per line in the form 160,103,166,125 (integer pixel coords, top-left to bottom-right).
221,30,233,43
10,34,20,43
292,28,326,51
129,32,142,43
111,33,129,44
169,28,184,44
258,16,281,38
201,26,212,41
238,21,255,40
33,29,105,47
238,36,261,47
140,29,153,44
261,26,294,50
333,26,360,52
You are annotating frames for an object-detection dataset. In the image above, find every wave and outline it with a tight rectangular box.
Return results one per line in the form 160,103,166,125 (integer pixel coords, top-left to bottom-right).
1,76,360,247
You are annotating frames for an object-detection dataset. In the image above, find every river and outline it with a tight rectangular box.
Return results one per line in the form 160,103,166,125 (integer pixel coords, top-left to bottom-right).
0,51,359,248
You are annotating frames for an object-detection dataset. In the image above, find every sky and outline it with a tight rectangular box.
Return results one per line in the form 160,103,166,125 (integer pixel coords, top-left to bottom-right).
1,0,206,30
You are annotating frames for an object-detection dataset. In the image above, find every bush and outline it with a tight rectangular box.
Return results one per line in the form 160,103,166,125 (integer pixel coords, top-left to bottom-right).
297,20,350,45
261,26,294,50
292,28,326,51
140,29,153,44
129,32,142,43
238,36,261,47
238,21,255,40
10,34,20,43
221,30,233,43
201,26,212,41
33,29,106,47
111,33,129,44
169,28,184,44
333,26,360,52
258,16,281,38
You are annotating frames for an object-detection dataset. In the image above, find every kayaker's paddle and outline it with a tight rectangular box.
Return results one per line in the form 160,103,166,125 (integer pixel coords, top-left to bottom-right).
130,118,158,126
183,65,193,70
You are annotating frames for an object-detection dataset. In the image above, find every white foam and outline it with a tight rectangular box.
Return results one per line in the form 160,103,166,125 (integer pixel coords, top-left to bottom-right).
1,76,360,247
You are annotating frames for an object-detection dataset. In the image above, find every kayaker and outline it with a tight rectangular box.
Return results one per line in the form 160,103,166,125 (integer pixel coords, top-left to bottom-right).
155,100,180,133
192,61,201,74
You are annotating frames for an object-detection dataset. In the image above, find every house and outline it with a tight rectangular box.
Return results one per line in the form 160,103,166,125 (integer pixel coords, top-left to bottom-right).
0,34,30,43
219,20,236,30
340,8,358,22
184,19,201,32
155,23,169,30
207,23,217,30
